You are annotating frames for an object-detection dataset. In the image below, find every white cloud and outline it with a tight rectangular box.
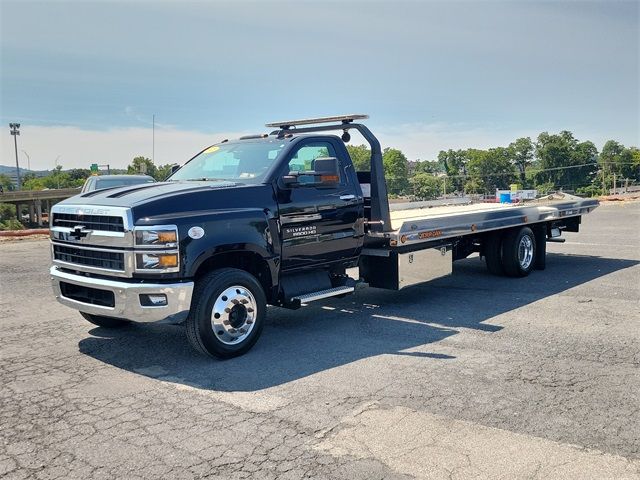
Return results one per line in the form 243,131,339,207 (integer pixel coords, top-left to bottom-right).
0,125,244,171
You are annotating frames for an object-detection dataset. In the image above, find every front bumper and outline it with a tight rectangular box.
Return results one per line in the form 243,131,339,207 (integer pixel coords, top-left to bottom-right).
51,266,194,324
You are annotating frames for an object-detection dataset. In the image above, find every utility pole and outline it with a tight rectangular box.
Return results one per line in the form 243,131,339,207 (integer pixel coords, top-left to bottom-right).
613,173,616,195
9,123,21,190
21,150,30,171
152,114,155,164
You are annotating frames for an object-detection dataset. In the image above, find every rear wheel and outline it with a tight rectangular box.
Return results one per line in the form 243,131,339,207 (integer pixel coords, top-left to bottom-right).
80,312,130,328
186,268,266,359
501,227,536,277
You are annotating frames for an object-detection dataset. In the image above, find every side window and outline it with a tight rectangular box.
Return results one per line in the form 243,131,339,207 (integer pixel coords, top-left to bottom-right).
287,142,345,184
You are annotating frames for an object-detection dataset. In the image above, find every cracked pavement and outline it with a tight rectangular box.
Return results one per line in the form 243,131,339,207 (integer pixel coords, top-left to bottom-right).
1,201,639,479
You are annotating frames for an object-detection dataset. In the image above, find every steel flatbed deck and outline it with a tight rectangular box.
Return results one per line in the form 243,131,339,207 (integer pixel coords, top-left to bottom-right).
367,193,599,248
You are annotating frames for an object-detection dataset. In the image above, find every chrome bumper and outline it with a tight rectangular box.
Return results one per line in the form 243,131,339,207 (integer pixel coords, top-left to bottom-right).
51,266,194,324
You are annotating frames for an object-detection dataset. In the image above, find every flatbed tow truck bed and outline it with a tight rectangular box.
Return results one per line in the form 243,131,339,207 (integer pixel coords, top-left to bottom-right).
370,193,599,247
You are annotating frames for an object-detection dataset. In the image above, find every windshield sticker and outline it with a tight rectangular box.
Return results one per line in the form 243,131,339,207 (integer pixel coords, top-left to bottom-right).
204,146,220,154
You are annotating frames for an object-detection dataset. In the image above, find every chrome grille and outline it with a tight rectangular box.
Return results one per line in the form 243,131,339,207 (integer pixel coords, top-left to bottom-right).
52,213,124,232
53,244,125,271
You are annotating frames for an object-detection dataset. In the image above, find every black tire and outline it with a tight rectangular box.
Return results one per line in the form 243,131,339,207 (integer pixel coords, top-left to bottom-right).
484,232,504,276
186,268,266,359
501,227,536,277
80,312,130,328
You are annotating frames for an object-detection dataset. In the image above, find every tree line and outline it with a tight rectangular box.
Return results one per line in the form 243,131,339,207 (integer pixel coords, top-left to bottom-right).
0,156,174,192
348,131,639,199
1,131,637,201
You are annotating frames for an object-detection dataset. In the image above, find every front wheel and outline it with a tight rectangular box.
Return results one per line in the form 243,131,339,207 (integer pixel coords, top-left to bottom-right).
80,312,130,328
501,227,536,277
186,268,266,359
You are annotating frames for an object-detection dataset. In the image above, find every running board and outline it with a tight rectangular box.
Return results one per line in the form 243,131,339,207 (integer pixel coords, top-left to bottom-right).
292,286,355,304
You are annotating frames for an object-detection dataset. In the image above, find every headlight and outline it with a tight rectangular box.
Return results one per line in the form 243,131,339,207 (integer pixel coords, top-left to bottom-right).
134,225,178,247
136,252,179,272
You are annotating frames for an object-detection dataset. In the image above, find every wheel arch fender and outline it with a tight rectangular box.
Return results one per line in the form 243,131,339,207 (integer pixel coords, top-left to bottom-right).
189,244,279,302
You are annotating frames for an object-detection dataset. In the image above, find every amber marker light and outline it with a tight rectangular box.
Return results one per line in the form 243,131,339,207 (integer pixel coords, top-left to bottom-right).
158,254,178,268
157,231,177,243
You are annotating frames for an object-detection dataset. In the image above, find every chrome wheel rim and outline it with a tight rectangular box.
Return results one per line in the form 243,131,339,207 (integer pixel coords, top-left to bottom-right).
210,285,257,345
518,235,534,270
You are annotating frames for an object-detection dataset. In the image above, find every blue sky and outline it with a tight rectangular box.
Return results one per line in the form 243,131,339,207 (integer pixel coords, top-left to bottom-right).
1,0,638,170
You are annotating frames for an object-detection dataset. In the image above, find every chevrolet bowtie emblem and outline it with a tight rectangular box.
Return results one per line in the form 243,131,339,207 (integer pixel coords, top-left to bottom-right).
69,225,91,240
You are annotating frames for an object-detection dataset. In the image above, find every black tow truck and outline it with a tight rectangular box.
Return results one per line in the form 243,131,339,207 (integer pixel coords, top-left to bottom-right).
50,115,598,358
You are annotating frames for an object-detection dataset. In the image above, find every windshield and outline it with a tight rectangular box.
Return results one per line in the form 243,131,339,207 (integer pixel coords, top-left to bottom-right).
169,141,286,183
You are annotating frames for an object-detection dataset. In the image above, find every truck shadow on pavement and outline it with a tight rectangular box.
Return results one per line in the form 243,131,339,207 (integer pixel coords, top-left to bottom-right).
79,253,638,392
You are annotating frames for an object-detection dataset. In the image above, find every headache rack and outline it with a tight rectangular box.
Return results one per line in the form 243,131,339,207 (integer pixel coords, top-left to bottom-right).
266,114,391,233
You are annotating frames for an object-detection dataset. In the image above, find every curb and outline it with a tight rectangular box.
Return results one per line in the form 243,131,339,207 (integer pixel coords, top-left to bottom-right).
0,229,49,237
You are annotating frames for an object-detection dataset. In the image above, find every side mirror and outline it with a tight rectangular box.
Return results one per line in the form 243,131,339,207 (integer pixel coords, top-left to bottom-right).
170,164,181,174
282,157,340,188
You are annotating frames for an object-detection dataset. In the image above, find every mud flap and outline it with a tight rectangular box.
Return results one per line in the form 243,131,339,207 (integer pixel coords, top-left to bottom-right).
533,224,547,270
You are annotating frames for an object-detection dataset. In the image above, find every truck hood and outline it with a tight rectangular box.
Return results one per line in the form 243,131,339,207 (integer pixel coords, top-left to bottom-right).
58,181,277,223
63,181,243,207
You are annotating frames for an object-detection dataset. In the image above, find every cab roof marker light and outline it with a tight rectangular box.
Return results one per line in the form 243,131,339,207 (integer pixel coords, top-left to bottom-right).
238,134,269,140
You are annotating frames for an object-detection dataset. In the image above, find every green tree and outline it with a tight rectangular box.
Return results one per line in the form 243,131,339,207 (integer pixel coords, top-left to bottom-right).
155,164,175,181
410,173,441,200
509,137,534,185
67,168,91,182
600,141,639,182
534,131,597,191
465,148,516,194
346,144,371,171
127,156,157,177
413,160,441,175
0,174,13,191
438,149,467,192
22,177,47,190
0,203,15,220
383,148,409,195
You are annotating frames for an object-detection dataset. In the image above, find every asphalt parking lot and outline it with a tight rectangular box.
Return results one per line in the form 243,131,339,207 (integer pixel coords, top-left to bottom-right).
1,201,639,479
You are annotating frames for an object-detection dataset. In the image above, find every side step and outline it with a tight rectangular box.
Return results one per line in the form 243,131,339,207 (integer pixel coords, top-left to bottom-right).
292,286,355,304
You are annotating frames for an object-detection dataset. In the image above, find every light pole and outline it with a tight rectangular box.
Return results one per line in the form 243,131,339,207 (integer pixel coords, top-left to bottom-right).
9,123,21,190
54,155,61,189
21,150,31,171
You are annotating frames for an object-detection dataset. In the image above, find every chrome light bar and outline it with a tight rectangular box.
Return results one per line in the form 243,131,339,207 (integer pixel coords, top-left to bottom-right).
265,114,369,129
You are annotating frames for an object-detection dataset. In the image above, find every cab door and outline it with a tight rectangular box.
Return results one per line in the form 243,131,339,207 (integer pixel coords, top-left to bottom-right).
277,138,364,272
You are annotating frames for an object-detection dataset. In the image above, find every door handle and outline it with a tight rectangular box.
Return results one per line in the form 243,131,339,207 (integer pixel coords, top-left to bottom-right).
281,214,322,225
340,194,356,201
